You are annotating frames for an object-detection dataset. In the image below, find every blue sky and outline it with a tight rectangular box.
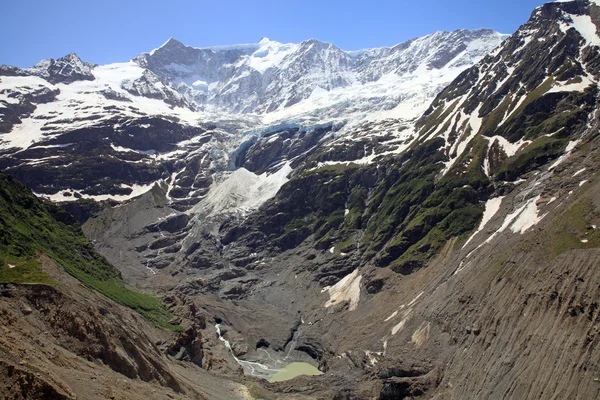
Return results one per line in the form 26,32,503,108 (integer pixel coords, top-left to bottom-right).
2,0,545,67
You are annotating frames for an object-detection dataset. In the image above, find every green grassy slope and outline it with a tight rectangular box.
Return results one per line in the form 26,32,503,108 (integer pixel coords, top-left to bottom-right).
0,172,178,330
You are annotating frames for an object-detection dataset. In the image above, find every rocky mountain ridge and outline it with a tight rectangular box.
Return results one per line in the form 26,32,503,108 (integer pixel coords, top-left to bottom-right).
0,52,96,84
136,29,507,116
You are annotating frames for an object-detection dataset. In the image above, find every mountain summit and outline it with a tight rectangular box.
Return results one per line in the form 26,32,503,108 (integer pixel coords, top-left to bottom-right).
0,52,95,84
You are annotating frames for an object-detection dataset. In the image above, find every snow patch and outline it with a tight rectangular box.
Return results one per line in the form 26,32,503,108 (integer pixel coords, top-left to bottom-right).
482,195,546,244
35,181,159,203
441,104,483,177
549,140,580,170
324,269,362,311
454,260,473,276
387,291,424,336
364,350,380,366
509,195,546,234
30,143,75,150
463,196,505,248
402,292,424,309
411,322,431,347
391,311,412,336
384,311,398,322
488,136,528,158
548,76,594,93
190,162,292,217
110,143,157,156
573,168,586,177
570,14,600,47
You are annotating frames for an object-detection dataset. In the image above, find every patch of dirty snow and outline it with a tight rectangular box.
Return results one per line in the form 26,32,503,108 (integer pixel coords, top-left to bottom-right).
411,322,431,348
384,311,398,322
325,269,362,311
391,311,412,336
189,162,292,217
400,292,424,310
453,260,473,276
364,350,380,366
387,292,424,336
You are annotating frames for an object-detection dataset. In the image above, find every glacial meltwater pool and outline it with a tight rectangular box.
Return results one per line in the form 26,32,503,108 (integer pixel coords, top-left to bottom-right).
267,362,324,382
216,324,323,382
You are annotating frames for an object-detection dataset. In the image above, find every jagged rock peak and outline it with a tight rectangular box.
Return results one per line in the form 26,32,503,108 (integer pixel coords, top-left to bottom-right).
152,37,187,53
0,51,96,84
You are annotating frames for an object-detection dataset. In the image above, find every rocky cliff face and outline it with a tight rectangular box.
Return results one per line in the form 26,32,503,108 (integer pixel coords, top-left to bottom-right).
3,1,600,399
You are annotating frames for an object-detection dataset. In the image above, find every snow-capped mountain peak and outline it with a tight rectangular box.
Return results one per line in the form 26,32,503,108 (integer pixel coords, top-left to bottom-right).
129,29,507,119
149,37,187,54
258,37,273,44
